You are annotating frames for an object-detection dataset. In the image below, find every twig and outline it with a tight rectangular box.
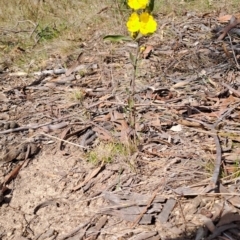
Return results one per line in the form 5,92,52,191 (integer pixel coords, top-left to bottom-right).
207,223,237,240
214,101,240,128
220,82,240,98
0,99,108,134
131,190,157,228
218,16,240,40
211,135,222,187
177,197,187,232
1,20,37,34
58,220,92,240
131,183,163,228
0,121,67,134
30,22,39,39
227,33,240,69
185,118,222,192
40,132,88,149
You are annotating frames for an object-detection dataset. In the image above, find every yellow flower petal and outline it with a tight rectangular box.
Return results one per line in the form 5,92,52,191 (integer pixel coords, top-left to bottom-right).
126,12,140,33
128,0,149,10
139,12,157,35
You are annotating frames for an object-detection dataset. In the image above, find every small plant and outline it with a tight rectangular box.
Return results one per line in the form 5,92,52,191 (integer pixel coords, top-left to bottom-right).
36,25,60,42
226,160,240,179
104,0,157,143
68,89,85,102
205,159,215,174
86,142,131,165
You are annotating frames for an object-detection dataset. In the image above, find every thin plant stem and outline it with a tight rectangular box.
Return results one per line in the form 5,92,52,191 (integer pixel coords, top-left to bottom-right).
129,44,140,144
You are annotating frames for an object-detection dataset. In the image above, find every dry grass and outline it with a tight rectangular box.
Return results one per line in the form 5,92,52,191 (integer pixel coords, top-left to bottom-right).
0,0,128,71
86,142,134,165
0,0,238,71
156,0,239,14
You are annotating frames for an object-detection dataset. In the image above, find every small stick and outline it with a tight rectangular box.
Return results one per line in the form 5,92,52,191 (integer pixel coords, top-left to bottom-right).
220,82,240,98
0,99,108,134
131,188,158,228
218,16,240,40
131,183,163,228
40,132,87,149
227,33,240,69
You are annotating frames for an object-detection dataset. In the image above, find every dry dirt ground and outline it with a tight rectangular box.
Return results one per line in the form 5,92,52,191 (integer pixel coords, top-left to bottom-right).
2,7,240,240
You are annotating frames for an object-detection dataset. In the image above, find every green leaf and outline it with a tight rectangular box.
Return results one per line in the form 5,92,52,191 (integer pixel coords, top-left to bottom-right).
148,0,155,12
103,35,132,42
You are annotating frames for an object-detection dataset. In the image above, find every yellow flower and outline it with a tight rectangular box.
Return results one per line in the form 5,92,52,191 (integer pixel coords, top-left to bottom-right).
127,0,149,10
139,12,157,35
127,12,140,33
126,12,157,36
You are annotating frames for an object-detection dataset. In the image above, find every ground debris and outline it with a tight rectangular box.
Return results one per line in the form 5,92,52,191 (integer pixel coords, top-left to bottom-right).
2,7,240,240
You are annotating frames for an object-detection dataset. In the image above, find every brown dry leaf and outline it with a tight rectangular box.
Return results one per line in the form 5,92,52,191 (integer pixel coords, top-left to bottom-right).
73,163,105,191
142,112,161,127
4,162,25,185
158,198,176,223
110,110,125,121
223,153,240,162
94,113,111,122
58,220,91,240
217,14,240,23
178,119,202,127
217,212,240,227
99,94,112,101
171,80,190,89
103,191,166,205
198,215,216,233
59,127,71,150
42,122,69,133
148,118,161,127
104,209,152,224
113,119,128,131
219,132,240,142
119,121,131,144
65,52,84,76
173,186,206,196
92,126,113,141
0,143,39,163
85,215,108,239
110,110,131,143
220,184,240,208
207,224,238,240
177,49,189,56
147,137,172,147
202,144,217,153
129,231,158,240
49,74,75,84
0,113,9,120
183,196,202,217
220,95,240,107
141,45,154,59
218,16,240,40
0,92,8,102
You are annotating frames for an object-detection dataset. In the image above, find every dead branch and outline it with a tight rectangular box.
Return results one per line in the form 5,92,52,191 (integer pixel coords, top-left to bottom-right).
218,16,240,40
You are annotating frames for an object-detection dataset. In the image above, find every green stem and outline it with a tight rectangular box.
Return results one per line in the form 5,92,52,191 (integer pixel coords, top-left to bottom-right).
129,44,140,144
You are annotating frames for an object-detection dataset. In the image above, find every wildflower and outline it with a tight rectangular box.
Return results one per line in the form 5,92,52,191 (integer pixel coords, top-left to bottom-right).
127,12,157,36
127,0,149,10
139,12,157,35
127,12,140,33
